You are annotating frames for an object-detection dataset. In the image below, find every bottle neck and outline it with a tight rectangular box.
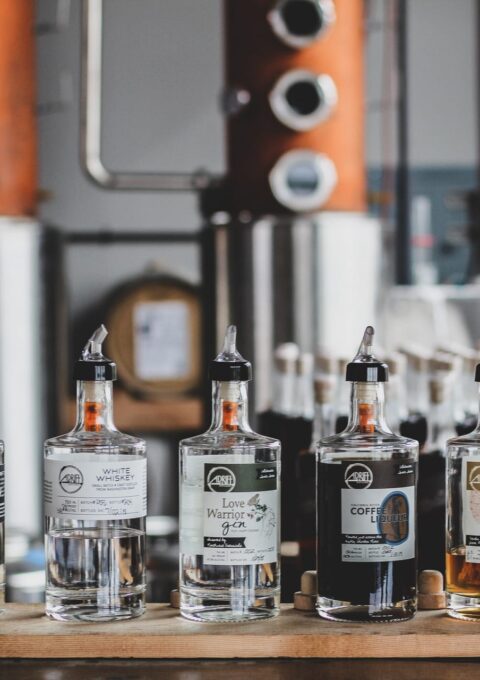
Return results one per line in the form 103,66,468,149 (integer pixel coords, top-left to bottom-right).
74,381,116,432
346,382,391,434
311,401,334,444
209,381,252,433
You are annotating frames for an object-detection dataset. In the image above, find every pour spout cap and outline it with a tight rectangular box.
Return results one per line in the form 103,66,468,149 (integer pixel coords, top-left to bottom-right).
74,324,117,381
346,325,388,382
209,325,252,382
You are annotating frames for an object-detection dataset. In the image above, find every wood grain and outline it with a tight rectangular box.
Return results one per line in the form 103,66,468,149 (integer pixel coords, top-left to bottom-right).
2,605,480,659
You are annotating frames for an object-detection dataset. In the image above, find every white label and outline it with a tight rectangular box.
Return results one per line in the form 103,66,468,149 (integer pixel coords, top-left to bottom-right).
462,457,480,563
44,457,147,520
339,460,416,563
202,462,278,566
134,301,190,380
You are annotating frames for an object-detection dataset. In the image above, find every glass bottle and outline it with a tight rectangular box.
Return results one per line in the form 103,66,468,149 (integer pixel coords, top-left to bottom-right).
44,325,147,621
317,326,418,623
446,362,480,620
0,440,4,613
418,365,456,574
297,373,336,571
179,325,280,622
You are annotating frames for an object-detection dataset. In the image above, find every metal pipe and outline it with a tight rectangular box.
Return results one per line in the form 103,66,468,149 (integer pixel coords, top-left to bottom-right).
395,0,411,284
80,0,220,192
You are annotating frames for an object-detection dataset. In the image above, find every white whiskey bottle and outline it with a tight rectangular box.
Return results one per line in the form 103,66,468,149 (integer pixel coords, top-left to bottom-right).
179,325,281,622
44,325,147,621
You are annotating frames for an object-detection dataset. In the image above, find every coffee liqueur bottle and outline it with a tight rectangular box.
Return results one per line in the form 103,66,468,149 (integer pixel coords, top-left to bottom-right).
179,326,280,622
317,326,418,622
44,326,147,621
446,362,480,620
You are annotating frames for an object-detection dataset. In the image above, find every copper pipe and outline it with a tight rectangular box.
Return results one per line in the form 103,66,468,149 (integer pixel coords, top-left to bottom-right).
0,0,37,216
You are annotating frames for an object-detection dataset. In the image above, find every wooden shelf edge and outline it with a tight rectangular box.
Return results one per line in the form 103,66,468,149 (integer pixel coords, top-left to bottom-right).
1,605,479,660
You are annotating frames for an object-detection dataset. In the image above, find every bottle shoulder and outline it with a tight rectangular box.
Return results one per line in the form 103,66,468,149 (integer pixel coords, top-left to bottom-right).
318,429,418,454
447,431,480,448
45,428,146,452
180,429,280,451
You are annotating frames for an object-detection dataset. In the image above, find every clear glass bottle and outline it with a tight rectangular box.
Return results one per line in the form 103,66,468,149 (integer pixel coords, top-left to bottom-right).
447,362,480,620
179,326,280,622
317,327,418,622
44,326,147,621
0,440,4,613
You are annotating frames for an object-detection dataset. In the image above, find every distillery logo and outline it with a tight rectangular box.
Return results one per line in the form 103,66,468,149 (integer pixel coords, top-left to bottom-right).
207,466,236,493
59,465,84,494
345,463,373,489
468,464,480,492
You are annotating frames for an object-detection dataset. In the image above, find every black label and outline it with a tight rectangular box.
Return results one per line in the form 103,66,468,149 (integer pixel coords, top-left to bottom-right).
204,463,277,493
341,460,416,490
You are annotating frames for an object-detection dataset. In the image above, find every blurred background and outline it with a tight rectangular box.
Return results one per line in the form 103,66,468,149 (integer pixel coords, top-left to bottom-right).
3,0,480,602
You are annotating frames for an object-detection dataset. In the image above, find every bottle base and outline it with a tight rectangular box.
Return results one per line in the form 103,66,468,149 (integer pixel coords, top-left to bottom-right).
447,592,480,621
180,589,280,623
45,589,145,622
317,596,416,623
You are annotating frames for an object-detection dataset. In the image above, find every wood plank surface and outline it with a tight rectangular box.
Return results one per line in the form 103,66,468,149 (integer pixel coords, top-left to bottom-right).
1,605,480,659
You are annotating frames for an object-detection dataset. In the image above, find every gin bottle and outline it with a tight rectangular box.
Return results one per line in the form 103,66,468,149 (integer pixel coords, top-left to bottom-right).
44,326,147,621
317,327,418,622
446,362,480,620
179,326,280,622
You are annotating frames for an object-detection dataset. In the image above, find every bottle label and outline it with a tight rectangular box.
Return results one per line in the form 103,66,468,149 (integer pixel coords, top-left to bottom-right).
44,458,147,520
339,459,416,563
202,462,278,566
0,464,4,522
134,301,190,380
462,458,480,563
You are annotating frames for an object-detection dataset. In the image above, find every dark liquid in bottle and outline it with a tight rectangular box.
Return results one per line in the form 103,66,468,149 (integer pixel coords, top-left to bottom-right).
317,460,416,621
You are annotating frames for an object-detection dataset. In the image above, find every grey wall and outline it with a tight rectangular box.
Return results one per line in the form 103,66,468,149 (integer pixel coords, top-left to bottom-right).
36,0,478,317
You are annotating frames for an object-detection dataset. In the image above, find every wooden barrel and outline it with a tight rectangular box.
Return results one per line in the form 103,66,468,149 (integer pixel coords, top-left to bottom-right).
106,275,202,399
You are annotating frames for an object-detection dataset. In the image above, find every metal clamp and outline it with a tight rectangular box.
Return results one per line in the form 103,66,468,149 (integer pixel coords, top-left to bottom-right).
80,0,220,191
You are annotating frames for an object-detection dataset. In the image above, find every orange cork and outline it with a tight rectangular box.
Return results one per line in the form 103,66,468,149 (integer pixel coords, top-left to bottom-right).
222,401,239,431
359,403,375,433
85,401,102,432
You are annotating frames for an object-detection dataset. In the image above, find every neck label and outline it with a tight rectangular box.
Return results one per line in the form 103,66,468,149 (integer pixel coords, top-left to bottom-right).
44,457,147,520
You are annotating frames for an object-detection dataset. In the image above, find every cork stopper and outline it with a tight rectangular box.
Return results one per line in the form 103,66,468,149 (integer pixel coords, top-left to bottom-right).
315,350,337,375
429,378,447,405
296,352,314,376
417,569,446,610
314,376,335,404
274,343,299,373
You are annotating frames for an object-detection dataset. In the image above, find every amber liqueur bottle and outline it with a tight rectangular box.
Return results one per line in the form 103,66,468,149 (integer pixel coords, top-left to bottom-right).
317,327,418,622
447,361,480,620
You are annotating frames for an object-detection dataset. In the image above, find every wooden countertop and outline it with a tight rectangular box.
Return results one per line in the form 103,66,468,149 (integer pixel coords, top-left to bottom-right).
1,604,480,659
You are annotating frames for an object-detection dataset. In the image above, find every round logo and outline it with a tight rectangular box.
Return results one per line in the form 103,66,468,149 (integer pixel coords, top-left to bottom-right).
378,492,409,545
59,465,84,494
207,466,236,493
469,465,480,492
344,463,373,489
